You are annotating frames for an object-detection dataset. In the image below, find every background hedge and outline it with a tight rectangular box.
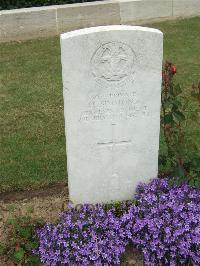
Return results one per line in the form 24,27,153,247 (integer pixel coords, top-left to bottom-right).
0,0,100,10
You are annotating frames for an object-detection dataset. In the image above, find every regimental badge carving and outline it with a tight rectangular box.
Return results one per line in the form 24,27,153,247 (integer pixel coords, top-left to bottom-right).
91,42,136,83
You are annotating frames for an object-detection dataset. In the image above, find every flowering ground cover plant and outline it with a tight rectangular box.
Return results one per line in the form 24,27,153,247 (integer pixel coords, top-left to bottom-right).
122,178,200,265
35,204,128,265
35,178,200,265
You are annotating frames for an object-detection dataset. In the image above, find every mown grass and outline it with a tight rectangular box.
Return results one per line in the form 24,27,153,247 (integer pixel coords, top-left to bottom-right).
0,17,200,192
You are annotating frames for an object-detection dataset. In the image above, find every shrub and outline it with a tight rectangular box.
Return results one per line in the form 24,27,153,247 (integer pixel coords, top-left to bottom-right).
160,61,200,187
35,204,127,265
122,178,200,265
0,0,101,10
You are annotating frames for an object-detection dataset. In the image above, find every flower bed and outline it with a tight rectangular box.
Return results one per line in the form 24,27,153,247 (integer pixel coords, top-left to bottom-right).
123,178,200,265
35,178,200,265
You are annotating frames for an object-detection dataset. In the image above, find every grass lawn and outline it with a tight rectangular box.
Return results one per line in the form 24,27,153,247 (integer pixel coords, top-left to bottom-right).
0,17,200,192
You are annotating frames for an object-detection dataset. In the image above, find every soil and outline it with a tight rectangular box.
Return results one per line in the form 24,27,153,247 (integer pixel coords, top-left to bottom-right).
0,184,144,266
0,182,68,203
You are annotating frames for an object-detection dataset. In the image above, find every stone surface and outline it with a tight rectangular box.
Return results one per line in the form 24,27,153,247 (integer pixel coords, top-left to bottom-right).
119,0,172,24
57,1,120,33
173,0,200,17
61,25,163,204
1,0,199,42
0,7,57,42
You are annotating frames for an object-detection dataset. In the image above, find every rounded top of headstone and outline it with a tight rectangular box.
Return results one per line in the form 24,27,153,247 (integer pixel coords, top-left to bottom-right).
60,25,163,40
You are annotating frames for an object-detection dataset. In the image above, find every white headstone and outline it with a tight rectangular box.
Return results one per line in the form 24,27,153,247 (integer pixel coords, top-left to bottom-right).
61,25,163,204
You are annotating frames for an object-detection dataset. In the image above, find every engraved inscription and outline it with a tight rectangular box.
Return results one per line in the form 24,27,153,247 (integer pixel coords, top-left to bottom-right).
97,123,131,196
63,86,69,92
79,89,149,122
91,42,135,83
97,123,131,177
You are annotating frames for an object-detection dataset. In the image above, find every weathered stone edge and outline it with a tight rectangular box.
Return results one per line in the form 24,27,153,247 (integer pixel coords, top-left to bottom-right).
0,0,199,42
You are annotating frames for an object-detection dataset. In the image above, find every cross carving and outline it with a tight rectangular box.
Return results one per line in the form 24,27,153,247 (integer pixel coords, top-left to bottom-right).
97,124,131,177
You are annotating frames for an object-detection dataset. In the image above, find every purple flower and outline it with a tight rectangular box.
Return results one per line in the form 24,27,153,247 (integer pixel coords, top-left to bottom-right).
35,204,127,265
35,178,200,265
123,178,200,265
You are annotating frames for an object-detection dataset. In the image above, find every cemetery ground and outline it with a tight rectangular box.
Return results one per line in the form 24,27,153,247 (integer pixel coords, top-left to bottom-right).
1,16,200,193
0,16,200,265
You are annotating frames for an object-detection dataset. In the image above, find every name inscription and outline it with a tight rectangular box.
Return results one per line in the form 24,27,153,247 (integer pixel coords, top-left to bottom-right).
79,89,148,122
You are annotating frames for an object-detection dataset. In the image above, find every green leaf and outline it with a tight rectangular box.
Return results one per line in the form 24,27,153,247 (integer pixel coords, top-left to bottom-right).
171,103,179,111
19,225,33,239
158,155,167,166
163,100,172,109
25,241,39,251
0,244,6,255
173,84,182,96
24,255,42,266
12,248,25,263
7,217,17,226
164,113,173,124
174,163,185,178
173,111,185,122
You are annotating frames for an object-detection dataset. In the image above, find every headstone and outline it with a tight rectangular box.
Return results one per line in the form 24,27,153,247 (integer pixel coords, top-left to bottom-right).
61,25,163,204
